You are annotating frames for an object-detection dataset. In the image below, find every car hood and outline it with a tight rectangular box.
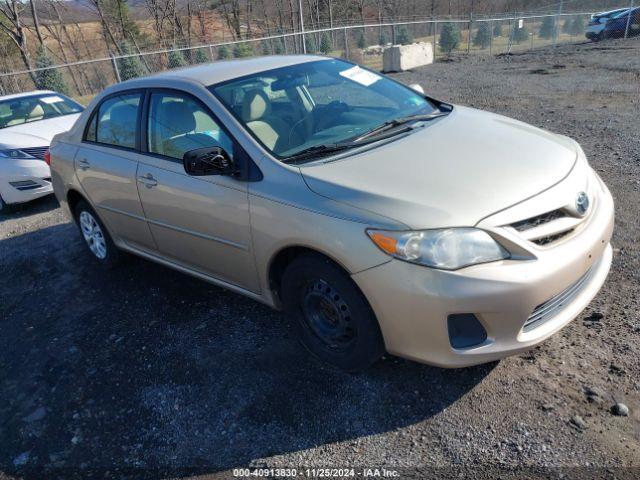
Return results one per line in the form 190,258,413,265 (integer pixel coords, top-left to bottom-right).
0,114,80,149
301,106,578,229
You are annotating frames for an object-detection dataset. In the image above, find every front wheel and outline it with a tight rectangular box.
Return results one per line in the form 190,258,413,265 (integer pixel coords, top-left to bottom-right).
74,200,123,268
281,254,385,372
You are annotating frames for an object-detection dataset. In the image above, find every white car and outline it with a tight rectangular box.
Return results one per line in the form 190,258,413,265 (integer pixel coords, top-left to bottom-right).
586,8,629,40
0,90,83,211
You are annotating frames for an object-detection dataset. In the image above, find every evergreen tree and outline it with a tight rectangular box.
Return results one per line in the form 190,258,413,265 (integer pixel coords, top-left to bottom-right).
35,47,68,94
320,32,332,54
233,43,253,57
513,25,529,44
167,50,187,68
357,31,366,49
274,39,284,54
473,22,491,48
539,16,555,39
304,35,317,53
561,18,572,34
378,32,388,45
439,23,460,54
493,23,503,37
570,16,585,36
117,42,145,81
217,45,231,59
396,26,413,45
261,41,271,55
191,48,209,64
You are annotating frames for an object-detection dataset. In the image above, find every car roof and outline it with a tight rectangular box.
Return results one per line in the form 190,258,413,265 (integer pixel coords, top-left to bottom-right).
148,54,329,86
0,90,57,102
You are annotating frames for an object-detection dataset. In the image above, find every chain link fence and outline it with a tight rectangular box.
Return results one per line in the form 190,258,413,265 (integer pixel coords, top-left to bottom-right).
0,4,637,102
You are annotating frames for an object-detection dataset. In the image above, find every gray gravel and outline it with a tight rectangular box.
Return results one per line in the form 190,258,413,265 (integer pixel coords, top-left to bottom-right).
1,38,639,479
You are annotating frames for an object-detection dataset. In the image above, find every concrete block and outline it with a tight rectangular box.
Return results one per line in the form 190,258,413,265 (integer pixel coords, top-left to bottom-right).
382,42,434,73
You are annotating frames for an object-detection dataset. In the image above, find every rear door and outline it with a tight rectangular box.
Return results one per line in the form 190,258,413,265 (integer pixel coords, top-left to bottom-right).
136,89,259,293
75,91,157,251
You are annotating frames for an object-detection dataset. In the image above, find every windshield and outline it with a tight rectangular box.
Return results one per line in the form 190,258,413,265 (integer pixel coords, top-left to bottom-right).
209,59,437,160
0,93,83,130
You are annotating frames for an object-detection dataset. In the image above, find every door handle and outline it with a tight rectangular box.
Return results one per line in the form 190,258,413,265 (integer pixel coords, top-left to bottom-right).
78,158,90,170
137,173,158,188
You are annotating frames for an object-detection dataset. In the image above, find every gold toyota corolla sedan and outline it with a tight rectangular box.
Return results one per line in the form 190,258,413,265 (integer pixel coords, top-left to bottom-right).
50,55,614,371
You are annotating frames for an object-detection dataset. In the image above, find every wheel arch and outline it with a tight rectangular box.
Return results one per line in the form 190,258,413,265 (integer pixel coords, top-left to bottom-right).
267,245,354,309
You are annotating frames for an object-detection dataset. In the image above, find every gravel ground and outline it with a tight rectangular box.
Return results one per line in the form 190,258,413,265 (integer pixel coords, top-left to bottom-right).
1,38,639,480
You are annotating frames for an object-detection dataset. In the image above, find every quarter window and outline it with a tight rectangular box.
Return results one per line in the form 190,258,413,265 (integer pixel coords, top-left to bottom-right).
147,92,233,160
91,93,142,149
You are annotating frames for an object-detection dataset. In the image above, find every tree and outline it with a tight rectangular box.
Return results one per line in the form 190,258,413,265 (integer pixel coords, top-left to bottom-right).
396,26,413,45
304,35,317,53
320,32,332,54
168,50,187,68
35,48,68,94
261,40,271,55
378,32,388,46
117,41,145,81
493,23,503,37
473,22,491,49
274,39,284,55
561,18,572,34
357,31,366,49
539,16,555,39
570,16,585,36
439,22,459,54
513,25,528,44
191,48,209,64
233,42,253,58
217,45,231,59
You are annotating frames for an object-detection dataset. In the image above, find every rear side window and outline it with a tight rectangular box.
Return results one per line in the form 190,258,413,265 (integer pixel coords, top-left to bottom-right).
85,93,141,149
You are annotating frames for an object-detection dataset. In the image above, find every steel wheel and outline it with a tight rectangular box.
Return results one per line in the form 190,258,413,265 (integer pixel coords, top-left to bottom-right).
79,210,107,259
301,279,356,351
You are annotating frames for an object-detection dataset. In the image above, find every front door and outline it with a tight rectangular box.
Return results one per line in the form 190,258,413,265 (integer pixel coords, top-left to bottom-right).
136,90,259,293
75,91,156,251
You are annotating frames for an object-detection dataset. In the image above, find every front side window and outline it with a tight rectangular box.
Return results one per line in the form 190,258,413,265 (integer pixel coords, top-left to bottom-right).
0,93,83,130
210,59,436,159
93,93,141,149
147,92,233,160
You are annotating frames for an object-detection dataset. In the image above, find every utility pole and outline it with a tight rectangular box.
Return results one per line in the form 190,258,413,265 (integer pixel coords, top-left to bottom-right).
298,0,306,53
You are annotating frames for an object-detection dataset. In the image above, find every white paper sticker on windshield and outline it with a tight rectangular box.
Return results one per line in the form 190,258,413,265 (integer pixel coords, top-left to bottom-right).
40,95,64,104
339,65,381,86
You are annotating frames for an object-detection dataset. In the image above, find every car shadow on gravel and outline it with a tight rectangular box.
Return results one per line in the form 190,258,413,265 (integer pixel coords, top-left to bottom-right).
0,195,59,222
0,224,494,478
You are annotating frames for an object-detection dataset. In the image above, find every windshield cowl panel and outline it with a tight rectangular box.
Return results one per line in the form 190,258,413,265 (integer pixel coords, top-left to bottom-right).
209,59,439,162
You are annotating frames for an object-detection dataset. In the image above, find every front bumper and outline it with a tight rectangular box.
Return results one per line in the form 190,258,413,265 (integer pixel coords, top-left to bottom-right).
352,178,614,368
0,159,53,205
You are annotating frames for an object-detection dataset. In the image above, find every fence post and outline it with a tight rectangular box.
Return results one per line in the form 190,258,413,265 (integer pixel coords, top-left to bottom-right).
433,21,437,57
489,20,493,55
343,27,349,60
624,0,634,39
209,45,215,60
110,54,121,83
467,14,473,54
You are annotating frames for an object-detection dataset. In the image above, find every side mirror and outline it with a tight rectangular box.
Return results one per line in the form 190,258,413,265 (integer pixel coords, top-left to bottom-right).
409,83,425,94
183,146,235,176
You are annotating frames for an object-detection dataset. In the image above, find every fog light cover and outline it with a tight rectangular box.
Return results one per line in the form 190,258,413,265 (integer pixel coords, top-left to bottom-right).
447,314,487,349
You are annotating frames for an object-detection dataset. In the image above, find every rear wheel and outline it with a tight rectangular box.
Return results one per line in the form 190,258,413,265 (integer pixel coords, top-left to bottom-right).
281,254,385,372
74,200,123,268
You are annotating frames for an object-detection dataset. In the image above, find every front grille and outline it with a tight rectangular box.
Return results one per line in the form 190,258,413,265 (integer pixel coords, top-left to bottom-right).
523,266,594,332
532,229,574,246
21,146,48,160
511,209,567,232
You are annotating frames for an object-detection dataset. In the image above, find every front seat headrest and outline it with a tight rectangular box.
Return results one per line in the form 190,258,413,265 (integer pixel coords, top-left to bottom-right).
242,90,271,122
159,101,197,136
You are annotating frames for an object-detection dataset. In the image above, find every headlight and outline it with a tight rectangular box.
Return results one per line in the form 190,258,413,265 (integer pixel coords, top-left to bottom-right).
0,149,36,159
367,227,510,270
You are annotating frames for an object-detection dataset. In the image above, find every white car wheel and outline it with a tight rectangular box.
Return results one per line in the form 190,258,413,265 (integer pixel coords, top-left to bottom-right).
79,210,108,259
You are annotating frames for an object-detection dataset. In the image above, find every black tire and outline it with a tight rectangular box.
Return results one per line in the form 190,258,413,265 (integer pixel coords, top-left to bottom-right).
281,254,385,372
73,200,123,269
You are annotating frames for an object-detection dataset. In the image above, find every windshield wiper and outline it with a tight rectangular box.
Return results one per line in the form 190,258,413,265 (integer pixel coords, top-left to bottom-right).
283,142,361,164
355,112,449,142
